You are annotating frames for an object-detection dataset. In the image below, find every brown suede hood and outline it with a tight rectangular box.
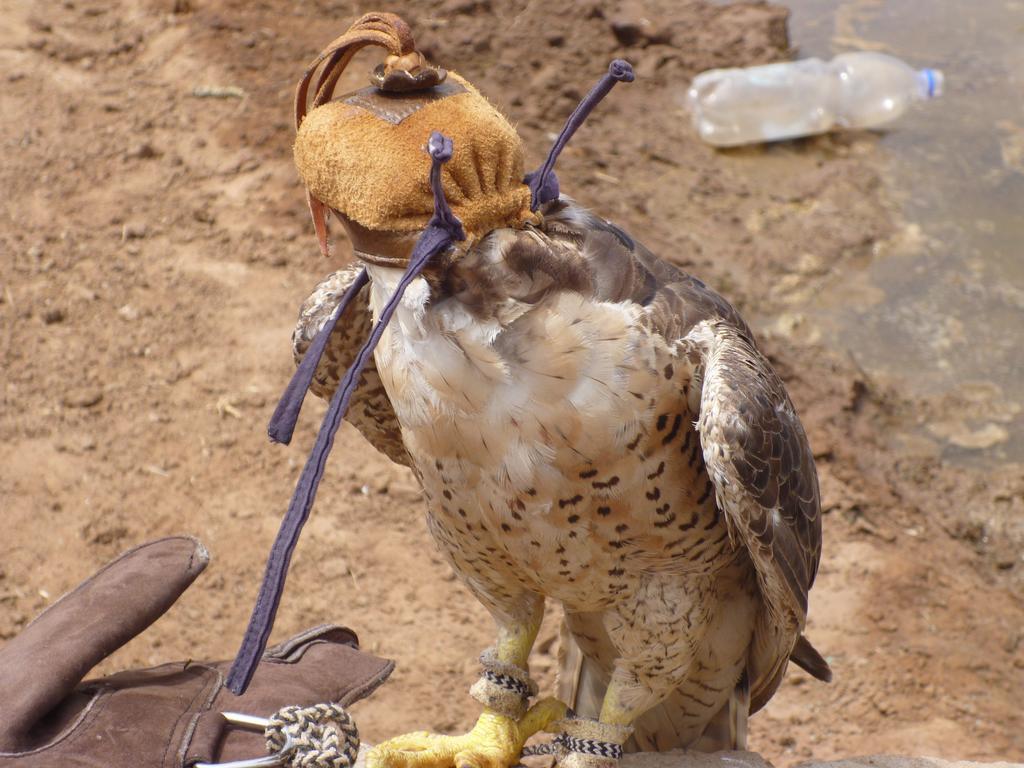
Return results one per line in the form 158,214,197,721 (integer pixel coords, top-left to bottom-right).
295,71,532,239
291,12,534,259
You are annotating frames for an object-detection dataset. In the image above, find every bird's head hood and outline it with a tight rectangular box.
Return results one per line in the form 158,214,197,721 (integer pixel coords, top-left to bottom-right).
292,11,633,266
293,12,532,264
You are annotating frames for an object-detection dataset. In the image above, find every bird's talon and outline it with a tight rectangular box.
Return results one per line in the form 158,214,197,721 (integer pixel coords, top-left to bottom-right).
368,702,569,768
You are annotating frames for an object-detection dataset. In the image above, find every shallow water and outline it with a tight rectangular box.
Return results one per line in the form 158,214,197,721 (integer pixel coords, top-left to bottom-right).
780,0,1024,463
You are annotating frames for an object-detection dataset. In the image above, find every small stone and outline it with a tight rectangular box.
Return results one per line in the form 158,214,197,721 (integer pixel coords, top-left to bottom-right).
928,419,1009,449
27,244,43,259
443,0,491,13
995,554,1017,570
1003,632,1022,655
192,85,246,100
121,221,148,240
118,304,139,321
43,307,65,324
608,3,669,47
238,156,261,173
610,19,644,46
62,387,103,408
124,142,158,160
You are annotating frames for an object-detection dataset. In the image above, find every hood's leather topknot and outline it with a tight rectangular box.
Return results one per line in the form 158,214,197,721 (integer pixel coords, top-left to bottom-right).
293,12,533,260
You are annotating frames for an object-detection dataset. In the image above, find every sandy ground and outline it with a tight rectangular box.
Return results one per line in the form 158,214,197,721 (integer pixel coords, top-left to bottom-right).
1,0,1022,764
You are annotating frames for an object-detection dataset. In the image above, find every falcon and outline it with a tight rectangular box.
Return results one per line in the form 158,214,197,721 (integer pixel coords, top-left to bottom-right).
228,12,831,768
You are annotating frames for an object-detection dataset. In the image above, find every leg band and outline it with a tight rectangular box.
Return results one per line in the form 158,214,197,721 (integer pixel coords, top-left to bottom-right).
549,714,632,768
468,649,538,719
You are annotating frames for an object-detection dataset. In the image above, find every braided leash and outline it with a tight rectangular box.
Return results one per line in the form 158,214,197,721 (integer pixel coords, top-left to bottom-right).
267,704,360,768
194,703,360,768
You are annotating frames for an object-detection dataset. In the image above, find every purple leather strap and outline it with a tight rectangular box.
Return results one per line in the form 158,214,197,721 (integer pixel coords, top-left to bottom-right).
227,132,464,695
525,59,634,210
267,267,370,445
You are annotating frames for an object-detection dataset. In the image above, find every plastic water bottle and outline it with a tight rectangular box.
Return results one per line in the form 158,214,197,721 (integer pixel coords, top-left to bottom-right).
686,52,943,147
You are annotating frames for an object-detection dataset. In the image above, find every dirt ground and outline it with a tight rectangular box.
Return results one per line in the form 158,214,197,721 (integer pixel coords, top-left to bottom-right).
1,0,1022,764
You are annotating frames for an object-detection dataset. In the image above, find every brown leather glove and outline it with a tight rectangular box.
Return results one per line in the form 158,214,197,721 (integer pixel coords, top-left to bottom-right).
0,536,393,767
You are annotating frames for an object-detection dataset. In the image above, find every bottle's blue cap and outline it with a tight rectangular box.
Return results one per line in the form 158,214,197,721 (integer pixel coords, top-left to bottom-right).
921,68,944,99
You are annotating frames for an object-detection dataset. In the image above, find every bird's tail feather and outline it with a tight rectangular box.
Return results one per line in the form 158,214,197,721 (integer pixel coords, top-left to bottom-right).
694,668,749,752
789,634,832,682
557,618,603,716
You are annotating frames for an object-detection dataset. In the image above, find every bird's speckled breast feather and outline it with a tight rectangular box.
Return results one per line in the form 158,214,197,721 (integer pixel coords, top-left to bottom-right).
364,251,735,617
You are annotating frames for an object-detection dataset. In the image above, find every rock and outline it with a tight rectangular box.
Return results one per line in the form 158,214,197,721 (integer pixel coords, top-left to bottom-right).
121,221,148,240
995,553,1017,570
42,307,65,324
118,304,139,321
354,752,1017,768
609,2,670,47
610,18,645,46
927,419,1009,449
55,432,97,454
620,751,772,768
193,207,216,224
192,85,246,99
62,387,103,408
365,750,1014,768
798,758,1023,768
124,142,158,160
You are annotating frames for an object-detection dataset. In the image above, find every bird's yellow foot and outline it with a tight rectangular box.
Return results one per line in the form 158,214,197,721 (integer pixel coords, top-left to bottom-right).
368,699,568,768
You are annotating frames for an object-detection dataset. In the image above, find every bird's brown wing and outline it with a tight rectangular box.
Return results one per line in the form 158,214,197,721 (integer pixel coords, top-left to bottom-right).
543,199,827,736
292,265,410,466
689,320,822,623
687,318,827,711
545,198,822,619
